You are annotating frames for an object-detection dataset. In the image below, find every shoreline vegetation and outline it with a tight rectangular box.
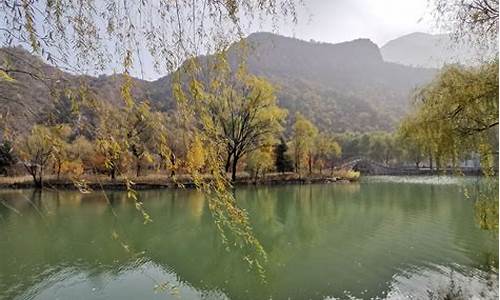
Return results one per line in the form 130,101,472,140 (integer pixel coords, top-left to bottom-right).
0,171,361,190
0,168,490,191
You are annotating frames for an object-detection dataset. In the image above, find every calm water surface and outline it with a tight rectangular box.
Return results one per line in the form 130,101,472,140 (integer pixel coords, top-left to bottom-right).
0,176,497,299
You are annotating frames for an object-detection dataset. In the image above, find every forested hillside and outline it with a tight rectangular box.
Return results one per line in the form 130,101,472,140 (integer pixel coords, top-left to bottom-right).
0,32,436,133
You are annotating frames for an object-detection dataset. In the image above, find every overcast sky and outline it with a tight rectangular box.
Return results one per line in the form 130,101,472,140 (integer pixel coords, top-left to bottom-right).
134,0,440,79
263,0,437,47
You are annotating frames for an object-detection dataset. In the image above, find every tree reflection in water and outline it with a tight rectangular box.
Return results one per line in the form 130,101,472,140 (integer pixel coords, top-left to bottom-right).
0,178,497,300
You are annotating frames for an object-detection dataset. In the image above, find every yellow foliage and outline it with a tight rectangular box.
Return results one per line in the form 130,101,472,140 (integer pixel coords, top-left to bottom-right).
332,169,361,181
186,135,205,171
60,160,84,177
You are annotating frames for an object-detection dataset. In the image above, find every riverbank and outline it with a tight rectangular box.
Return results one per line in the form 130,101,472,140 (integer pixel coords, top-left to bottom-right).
0,171,360,190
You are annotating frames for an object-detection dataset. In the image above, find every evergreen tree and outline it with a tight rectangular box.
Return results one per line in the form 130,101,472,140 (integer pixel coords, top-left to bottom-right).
0,140,17,175
275,138,293,173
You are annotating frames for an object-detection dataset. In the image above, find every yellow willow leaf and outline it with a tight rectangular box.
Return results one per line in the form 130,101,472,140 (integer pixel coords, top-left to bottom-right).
0,70,15,82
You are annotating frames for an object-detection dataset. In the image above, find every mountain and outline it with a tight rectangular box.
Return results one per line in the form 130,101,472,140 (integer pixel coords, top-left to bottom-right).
380,32,481,68
0,47,152,133
231,32,435,131
0,32,436,134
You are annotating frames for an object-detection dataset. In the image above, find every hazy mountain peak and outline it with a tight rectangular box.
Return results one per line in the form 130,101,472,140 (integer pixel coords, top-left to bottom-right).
381,32,484,68
243,32,384,74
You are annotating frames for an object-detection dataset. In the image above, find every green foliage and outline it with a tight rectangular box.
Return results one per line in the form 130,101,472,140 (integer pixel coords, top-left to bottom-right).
246,146,274,180
335,131,405,165
399,60,499,232
400,61,498,172
274,138,294,173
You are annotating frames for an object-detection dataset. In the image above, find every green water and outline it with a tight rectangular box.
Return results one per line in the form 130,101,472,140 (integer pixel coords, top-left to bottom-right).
0,176,497,300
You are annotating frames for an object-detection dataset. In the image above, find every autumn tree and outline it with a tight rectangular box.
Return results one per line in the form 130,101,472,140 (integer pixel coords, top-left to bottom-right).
246,145,274,181
47,124,72,179
17,125,54,187
292,113,318,174
185,135,206,174
314,133,341,174
124,101,164,177
94,103,130,180
180,58,287,182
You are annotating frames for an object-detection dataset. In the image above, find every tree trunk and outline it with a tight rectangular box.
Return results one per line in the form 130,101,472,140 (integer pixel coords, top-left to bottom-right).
231,155,239,182
429,152,433,170
35,176,43,188
32,172,41,188
57,161,61,180
110,166,116,180
136,160,141,177
37,167,43,188
308,153,312,175
294,150,300,174
170,153,176,177
225,152,232,173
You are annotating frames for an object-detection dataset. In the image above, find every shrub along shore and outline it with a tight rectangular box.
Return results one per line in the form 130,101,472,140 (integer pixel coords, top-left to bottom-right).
0,171,360,191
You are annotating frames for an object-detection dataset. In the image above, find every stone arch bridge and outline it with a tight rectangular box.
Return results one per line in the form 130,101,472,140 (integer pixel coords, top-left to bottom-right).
338,157,483,176
339,157,397,175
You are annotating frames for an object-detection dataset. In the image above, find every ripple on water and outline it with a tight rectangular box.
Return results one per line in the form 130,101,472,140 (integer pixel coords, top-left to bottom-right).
361,175,483,186
326,265,498,300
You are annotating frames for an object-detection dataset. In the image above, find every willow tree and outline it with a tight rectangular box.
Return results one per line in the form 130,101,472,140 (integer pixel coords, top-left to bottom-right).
0,0,299,81
1,0,301,278
292,113,318,175
197,60,287,182
433,0,498,50
400,61,498,231
171,59,273,276
402,62,498,170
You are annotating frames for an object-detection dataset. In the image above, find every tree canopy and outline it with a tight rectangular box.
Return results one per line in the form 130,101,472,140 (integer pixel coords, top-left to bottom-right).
400,61,498,172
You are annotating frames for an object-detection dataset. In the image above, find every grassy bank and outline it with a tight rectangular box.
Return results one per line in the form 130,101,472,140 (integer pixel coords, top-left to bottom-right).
0,171,360,190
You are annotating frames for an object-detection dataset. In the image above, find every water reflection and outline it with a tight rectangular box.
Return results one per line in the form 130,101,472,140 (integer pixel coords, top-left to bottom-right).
0,179,498,300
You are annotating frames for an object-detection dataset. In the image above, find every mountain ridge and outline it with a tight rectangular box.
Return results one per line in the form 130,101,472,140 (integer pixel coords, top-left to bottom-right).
0,32,437,134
